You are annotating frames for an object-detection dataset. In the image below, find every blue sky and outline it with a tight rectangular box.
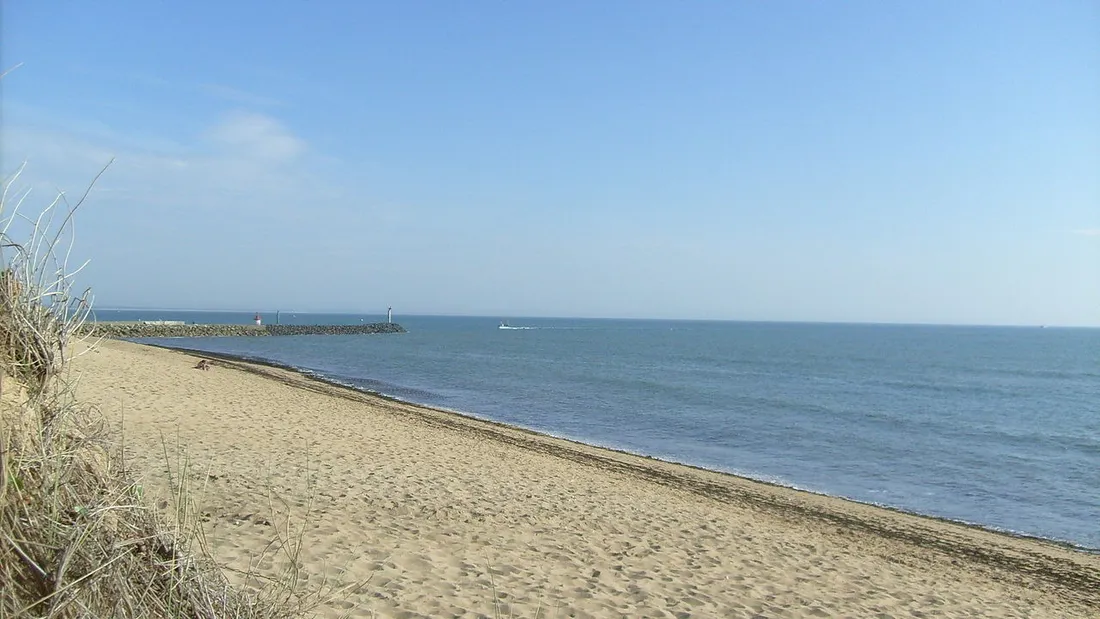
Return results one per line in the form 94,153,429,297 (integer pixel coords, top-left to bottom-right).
2,1,1097,325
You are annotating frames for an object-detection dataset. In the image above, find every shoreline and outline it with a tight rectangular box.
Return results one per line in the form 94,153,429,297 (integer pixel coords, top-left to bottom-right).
144,341,1098,556
137,341,1100,602
74,339,1100,616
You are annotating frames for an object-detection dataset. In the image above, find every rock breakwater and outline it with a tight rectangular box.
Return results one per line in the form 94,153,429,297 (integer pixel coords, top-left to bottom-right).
82,322,406,338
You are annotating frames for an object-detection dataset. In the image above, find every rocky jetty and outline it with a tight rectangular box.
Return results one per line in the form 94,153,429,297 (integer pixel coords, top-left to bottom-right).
82,322,406,338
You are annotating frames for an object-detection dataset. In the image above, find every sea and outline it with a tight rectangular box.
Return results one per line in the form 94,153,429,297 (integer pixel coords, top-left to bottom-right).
96,309,1100,551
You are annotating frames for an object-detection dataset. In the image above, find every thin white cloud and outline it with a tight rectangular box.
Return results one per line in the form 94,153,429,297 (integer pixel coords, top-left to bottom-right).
69,65,173,89
3,111,351,220
1072,229,1100,237
67,66,283,108
204,112,305,163
200,84,283,107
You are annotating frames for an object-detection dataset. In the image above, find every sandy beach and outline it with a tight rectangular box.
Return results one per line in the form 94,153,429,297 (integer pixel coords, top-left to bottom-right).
71,339,1099,618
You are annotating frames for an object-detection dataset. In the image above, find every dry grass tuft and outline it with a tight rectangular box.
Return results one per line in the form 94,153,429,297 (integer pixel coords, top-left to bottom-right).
0,162,319,617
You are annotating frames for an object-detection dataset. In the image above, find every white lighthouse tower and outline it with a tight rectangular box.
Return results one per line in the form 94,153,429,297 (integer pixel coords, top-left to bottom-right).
387,307,393,323
254,313,262,326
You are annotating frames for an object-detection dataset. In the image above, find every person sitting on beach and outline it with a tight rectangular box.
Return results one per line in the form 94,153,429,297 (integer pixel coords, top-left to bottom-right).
194,359,210,371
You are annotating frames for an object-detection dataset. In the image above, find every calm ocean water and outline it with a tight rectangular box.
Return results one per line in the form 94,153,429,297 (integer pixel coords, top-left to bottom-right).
100,309,1100,550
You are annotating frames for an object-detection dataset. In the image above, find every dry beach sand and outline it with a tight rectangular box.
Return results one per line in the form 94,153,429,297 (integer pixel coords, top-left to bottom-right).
72,339,1099,618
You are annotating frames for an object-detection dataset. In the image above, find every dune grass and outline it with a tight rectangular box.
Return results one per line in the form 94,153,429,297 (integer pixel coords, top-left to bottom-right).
0,163,330,618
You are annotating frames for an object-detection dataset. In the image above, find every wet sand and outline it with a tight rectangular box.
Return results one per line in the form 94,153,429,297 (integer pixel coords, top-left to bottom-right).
72,339,1100,618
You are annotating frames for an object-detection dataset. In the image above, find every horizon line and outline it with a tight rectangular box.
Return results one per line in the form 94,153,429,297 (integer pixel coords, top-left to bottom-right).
90,307,1098,330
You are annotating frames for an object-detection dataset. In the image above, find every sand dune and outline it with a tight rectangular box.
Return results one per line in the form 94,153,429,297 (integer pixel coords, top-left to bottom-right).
72,339,1099,618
